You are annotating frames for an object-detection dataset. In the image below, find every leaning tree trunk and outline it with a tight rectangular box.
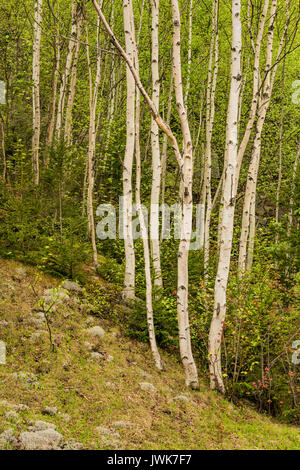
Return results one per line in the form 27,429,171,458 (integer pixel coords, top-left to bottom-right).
208,0,242,393
32,0,42,185
92,0,198,388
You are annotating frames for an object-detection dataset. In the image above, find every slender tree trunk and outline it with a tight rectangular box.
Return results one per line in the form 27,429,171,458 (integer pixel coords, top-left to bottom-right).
287,138,300,237
203,0,219,278
85,4,103,266
0,112,6,182
171,0,199,389
122,0,136,300
161,73,173,241
150,0,163,289
132,4,163,370
208,0,242,393
235,0,270,192
238,0,288,274
92,0,198,387
32,0,42,185
55,0,77,141
46,34,60,151
64,12,83,146
184,0,193,108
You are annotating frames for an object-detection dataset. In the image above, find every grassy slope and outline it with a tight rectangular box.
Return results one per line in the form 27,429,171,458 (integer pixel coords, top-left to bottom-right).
0,257,299,450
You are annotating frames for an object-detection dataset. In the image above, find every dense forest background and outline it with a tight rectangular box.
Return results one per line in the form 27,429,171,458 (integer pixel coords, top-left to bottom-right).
0,0,299,424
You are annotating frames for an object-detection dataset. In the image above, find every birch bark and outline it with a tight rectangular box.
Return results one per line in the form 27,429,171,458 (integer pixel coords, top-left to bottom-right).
171,0,199,389
208,0,242,393
32,0,42,185
150,0,163,289
122,0,136,300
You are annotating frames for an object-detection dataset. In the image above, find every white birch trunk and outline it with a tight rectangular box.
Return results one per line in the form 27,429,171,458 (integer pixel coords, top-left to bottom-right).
238,0,285,274
150,0,163,289
32,0,42,185
208,0,242,393
171,0,199,389
46,34,60,151
204,0,219,278
85,4,103,266
64,12,83,146
92,0,198,387
122,0,136,300
133,7,163,369
55,0,77,141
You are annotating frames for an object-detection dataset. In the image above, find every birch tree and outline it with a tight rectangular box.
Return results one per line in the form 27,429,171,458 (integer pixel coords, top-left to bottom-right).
208,0,242,393
64,11,83,146
32,0,42,185
122,0,136,300
150,0,163,289
238,0,288,274
85,2,103,267
92,0,199,388
203,0,219,278
55,0,77,141
131,0,163,370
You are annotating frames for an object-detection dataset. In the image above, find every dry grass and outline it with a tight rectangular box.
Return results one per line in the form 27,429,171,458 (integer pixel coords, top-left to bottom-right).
0,257,299,450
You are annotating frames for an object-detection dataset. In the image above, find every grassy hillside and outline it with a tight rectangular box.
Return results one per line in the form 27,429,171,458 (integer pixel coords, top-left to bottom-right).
0,258,299,450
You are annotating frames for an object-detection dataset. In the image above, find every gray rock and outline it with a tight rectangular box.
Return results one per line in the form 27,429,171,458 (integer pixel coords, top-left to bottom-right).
173,394,190,403
43,288,69,306
62,280,82,294
139,382,157,393
63,438,83,450
137,368,153,379
0,400,28,411
0,320,9,327
101,436,120,449
18,429,64,450
0,428,14,445
90,352,103,360
29,420,56,431
12,371,39,388
86,326,105,339
28,317,45,329
43,406,58,416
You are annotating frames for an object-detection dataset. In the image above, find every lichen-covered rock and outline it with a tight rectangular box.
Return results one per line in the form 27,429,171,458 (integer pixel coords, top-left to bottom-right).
86,326,105,338
18,428,64,450
139,382,157,393
62,280,82,294
42,406,58,416
173,394,190,403
0,428,14,446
